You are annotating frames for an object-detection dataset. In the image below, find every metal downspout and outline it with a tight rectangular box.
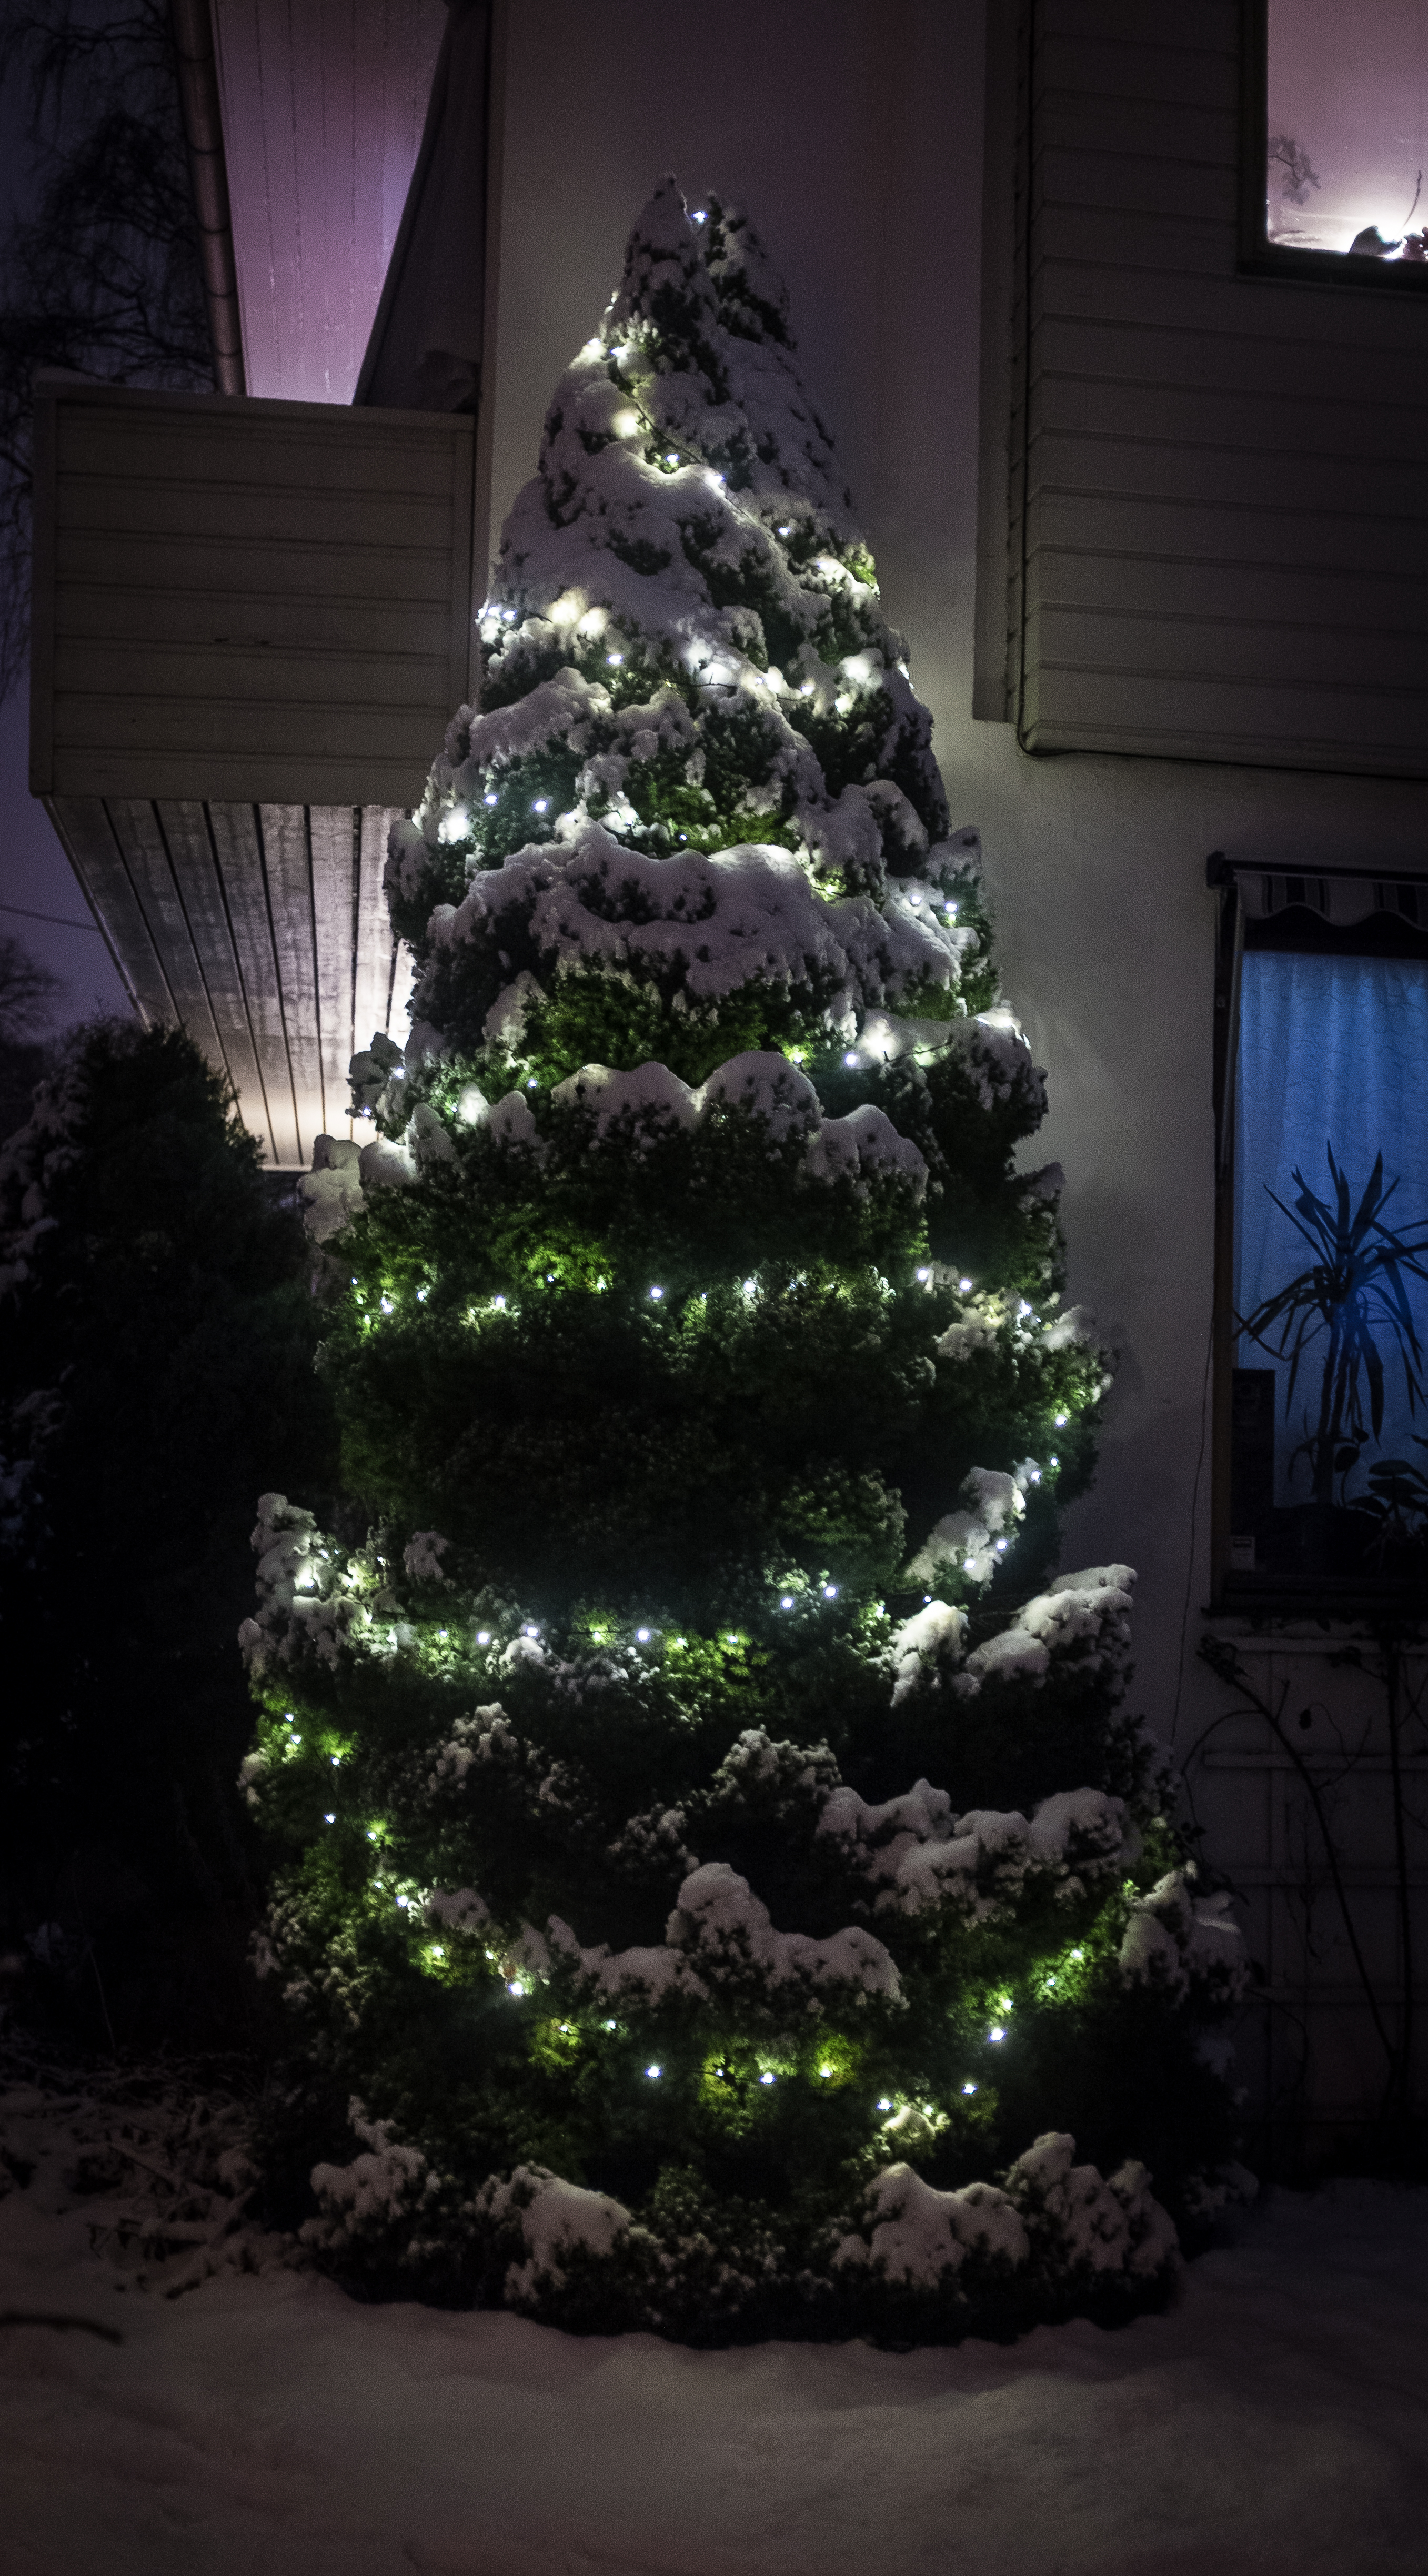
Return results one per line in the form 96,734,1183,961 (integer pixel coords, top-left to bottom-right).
169,0,246,395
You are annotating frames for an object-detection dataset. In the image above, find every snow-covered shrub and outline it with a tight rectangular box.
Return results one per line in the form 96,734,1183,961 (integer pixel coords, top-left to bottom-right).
243,183,1245,2344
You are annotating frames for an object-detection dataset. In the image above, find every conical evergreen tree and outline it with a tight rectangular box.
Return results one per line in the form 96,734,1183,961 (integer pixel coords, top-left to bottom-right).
242,183,1247,2342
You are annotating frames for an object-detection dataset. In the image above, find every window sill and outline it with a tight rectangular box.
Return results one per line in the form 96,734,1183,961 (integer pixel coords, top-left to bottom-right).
1205,1577,1428,1625
1239,243,1428,294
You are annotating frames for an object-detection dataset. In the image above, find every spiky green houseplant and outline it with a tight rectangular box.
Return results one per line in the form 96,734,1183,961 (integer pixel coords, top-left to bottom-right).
240,184,1247,2343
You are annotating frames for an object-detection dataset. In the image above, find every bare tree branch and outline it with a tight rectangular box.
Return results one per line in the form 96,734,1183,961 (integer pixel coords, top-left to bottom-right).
0,0,212,702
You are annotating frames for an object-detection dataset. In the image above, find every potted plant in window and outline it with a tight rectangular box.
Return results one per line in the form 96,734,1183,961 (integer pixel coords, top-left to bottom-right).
1237,1145,1428,1580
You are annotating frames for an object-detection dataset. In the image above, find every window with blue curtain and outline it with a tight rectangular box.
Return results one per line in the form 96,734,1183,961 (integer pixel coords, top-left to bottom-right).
1232,924,1428,1589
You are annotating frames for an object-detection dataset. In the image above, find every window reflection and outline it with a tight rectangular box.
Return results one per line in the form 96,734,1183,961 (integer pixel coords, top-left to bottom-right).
1268,0,1428,261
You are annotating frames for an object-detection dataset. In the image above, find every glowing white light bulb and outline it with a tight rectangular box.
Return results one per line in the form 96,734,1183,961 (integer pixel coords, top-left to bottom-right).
742,1277,756,1295
492,1295,506,1310
962,2081,977,2096
664,451,679,466
1054,1410,1069,1426
916,1266,930,1282
692,208,707,223
878,2097,892,2112
777,524,791,536
649,1285,663,1300
532,797,548,814
636,1627,651,1642
476,1629,491,1645
646,2063,661,2079
760,2072,775,2087
607,650,624,666
780,1595,794,1609
438,808,468,844
507,1979,525,1997
823,1583,838,1599
995,1538,1008,1554
1049,1454,1060,1469
819,2065,833,2079
324,1812,335,1824
946,900,958,916
522,1623,539,1637
485,790,498,808
380,1296,394,1314
988,2026,1005,2044
959,1276,973,1293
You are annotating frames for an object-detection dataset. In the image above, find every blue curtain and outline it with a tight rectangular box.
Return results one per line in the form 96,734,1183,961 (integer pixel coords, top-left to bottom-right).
1235,949,1428,1506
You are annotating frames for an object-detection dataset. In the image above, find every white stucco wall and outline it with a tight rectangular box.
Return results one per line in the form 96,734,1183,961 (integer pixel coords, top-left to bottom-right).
484,0,1427,1759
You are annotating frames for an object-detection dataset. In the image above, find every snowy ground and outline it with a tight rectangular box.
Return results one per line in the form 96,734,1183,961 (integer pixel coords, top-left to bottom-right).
2,2065,1426,2575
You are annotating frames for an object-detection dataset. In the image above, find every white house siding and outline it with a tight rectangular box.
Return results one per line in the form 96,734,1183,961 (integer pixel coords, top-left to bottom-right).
32,384,474,807
479,0,1426,2148
1009,2,1428,772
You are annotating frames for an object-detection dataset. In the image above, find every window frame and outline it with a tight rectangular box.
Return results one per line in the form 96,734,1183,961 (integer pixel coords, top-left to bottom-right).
1209,853,1428,1613
1239,0,1428,295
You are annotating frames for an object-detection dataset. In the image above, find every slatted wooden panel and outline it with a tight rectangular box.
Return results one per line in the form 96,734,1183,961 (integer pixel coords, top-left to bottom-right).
1006,2,1428,772
48,796,409,1166
33,380,473,808
354,803,400,1052
1189,1635,1428,2153
212,0,447,405
310,805,363,1136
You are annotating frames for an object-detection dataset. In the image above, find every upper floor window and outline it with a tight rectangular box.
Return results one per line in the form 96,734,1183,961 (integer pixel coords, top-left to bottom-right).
1249,0,1428,284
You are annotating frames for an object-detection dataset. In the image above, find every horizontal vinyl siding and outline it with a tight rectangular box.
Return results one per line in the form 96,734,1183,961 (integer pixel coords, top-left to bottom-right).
1012,3,1428,770
36,384,473,805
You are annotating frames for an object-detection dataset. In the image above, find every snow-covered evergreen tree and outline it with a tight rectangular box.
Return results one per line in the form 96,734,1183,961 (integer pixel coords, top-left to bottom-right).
241,183,1248,2342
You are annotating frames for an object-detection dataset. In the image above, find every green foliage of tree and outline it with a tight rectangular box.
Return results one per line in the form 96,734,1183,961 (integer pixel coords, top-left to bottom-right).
0,1020,336,2041
240,187,1246,2340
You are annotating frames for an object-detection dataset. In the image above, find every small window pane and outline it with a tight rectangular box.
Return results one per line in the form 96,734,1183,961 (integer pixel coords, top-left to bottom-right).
1233,949,1428,1583
1268,0,1428,260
